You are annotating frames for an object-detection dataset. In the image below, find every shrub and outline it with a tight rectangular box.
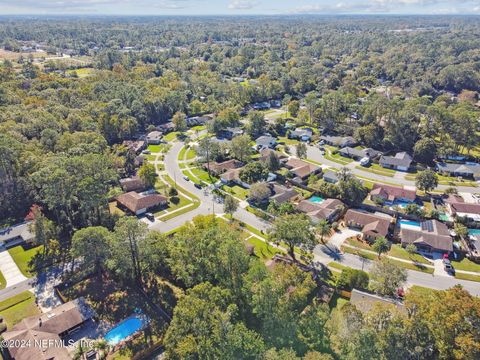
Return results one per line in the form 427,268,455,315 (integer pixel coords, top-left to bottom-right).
170,196,180,205
169,187,178,196
337,268,369,290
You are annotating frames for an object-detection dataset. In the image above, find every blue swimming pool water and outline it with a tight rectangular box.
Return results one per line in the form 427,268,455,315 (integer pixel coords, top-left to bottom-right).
385,200,412,208
399,220,421,228
308,196,325,204
104,317,145,345
468,229,480,236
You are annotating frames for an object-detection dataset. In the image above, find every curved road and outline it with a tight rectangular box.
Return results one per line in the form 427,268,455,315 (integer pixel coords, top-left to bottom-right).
304,145,479,193
149,141,271,234
149,140,480,296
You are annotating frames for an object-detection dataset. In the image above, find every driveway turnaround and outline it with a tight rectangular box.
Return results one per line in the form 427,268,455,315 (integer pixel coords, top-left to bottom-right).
0,250,28,287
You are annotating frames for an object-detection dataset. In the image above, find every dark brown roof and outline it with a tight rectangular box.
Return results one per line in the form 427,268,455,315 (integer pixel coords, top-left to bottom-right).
297,199,344,221
344,210,391,238
270,184,298,204
116,191,167,213
259,148,287,162
284,158,321,179
220,168,242,182
204,159,243,175
449,202,480,215
119,176,146,192
400,220,452,252
371,184,416,201
3,298,94,360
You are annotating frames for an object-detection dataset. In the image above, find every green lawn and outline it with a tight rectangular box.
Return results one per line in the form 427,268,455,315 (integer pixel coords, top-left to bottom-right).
346,239,431,265
454,272,480,282
8,245,44,277
0,270,6,289
154,193,193,217
147,144,162,153
66,67,95,78
163,132,180,142
190,168,218,183
278,136,299,146
158,201,201,221
189,125,206,132
186,148,197,160
223,184,249,200
341,246,434,274
451,256,480,273
355,165,396,177
247,236,284,260
329,292,349,310
0,291,40,329
178,146,187,161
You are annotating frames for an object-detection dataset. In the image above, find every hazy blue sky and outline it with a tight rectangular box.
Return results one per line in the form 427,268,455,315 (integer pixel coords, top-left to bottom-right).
1,0,480,15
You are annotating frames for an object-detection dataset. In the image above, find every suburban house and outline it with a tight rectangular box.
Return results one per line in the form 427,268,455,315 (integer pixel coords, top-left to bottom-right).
258,148,287,163
186,115,212,127
146,131,163,145
119,176,146,192
203,159,243,176
296,199,344,224
344,209,392,241
218,127,244,140
379,152,413,171
220,168,250,188
283,158,321,182
323,170,339,184
255,135,277,150
3,297,95,360
400,219,453,254
370,184,416,204
436,162,480,180
350,289,405,314
288,128,313,142
319,135,357,148
339,147,382,161
116,191,167,215
446,202,480,223
122,140,146,154
269,184,299,205
0,221,34,249
157,122,175,133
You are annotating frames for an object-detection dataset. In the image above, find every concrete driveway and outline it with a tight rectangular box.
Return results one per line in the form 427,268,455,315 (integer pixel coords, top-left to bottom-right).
313,228,361,261
0,250,28,287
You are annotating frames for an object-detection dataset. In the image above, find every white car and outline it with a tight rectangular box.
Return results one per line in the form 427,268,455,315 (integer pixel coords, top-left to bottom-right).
360,157,370,166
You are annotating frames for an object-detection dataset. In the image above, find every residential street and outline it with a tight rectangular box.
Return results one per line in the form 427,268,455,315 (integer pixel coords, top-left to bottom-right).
149,141,271,234
147,140,480,296
313,229,480,296
304,145,479,193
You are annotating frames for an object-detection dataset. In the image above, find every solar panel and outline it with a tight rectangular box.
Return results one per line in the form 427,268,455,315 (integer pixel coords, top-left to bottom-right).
421,220,433,232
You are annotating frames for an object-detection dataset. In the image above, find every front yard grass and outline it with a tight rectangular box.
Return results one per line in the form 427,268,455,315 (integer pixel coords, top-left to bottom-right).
223,184,249,200
0,270,6,289
247,236,284,260
8,245,44,277
325,152,353,165
163,132,180,142
341,246,434,274
451,256,480,273
0,291,40,329
454,272,480,282
355,165,396,177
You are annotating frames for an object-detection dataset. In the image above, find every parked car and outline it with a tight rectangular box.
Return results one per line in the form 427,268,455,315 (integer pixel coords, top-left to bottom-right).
142,150,151,154
183,176,190,181
145,212,155,221
360,157,371,166
443,258,455,274
194,183,202,189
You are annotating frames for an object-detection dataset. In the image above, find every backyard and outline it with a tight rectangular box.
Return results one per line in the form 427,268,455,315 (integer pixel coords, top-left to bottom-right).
0,291,40,329
8,244,44,277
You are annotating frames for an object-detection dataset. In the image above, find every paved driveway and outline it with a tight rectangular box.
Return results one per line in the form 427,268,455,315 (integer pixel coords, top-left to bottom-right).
0,250,28,287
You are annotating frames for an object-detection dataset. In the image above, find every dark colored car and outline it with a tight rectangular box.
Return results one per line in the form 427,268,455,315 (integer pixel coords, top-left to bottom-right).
194,183,202,189
443,258,455,274
145,212,155,222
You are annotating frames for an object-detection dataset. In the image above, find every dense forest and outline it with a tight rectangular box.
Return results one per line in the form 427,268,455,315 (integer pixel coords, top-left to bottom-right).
0,16,480,359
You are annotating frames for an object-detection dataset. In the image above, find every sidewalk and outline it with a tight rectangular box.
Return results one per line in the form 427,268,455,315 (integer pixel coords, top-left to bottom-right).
0,250,28,287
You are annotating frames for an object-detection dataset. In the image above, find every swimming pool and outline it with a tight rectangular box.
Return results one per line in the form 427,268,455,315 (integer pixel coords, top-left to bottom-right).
468,229,480,237
399,220,421,228
104,316,146,345
308,196,325,204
